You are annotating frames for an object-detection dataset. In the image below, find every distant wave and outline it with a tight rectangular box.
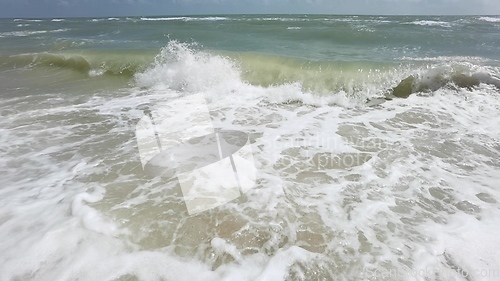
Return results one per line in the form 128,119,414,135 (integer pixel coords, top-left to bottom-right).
0,29,69,38
139,17,228,22
0,30,47,37
478,17,500,23
13,19,43,22
186,17,228,21
406,20,452,27
365,20,392,24
256,17,311,22
89,18,121,22
140,17,186,21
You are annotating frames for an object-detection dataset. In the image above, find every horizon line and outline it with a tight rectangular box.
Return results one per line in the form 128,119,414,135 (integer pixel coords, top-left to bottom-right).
1,13,499,19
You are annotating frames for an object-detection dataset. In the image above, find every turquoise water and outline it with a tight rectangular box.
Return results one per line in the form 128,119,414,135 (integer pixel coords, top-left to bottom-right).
1,15,500,281
1,15,500,61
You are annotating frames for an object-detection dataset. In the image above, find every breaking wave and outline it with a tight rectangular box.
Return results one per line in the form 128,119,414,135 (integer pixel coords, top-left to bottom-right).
2,41,499,106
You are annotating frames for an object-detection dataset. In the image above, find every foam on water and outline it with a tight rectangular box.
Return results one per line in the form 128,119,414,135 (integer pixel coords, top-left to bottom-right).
1,40,500,280
135,42,371,107
398,56,490,63
139,16,228,22
0,30,48,37
140,17,187,21
406,20,453,27
0,28,69,38
478,16,500,23
13,19,43,22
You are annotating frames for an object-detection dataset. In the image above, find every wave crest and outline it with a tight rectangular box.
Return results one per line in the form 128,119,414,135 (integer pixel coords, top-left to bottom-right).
1,51,155,77
133,41,500,106
135,41,242,95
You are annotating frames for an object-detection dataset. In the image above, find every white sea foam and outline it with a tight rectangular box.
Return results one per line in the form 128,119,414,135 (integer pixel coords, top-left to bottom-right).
478,16,500,23
255,17,310,22
407,20,453,27
140,17,184,21
0,28,69,37
13,19,43,22
186,17,228,21
140,17,228,22
135,41,381,107
0,30,48,37
398,55,490,63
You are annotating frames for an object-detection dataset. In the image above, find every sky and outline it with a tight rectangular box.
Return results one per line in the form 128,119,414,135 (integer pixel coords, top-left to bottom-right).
1,0,500,18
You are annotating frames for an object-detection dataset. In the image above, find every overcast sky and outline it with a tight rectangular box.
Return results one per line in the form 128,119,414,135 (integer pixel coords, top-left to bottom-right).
1,0,500,18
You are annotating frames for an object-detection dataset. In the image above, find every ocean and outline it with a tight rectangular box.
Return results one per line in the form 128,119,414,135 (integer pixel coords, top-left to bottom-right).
1,15,500,280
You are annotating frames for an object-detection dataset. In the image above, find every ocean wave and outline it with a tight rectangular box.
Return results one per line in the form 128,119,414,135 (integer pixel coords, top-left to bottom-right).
134,41,500,107
2,41,498,106
366,20,392,24
397,56,490,63
139,16,228,22
1,50,155,77
140,17,187,21
258,17,309,21
478,17,500,23
187,16,228,21
13,19,43,22
89,18,121,22
405,20,453,27
0,30,48,37
0,28,69,37
135,41,241,94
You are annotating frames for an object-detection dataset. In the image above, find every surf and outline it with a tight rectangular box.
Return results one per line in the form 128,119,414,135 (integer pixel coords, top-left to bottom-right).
134,41,500,106
0,50,156,77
